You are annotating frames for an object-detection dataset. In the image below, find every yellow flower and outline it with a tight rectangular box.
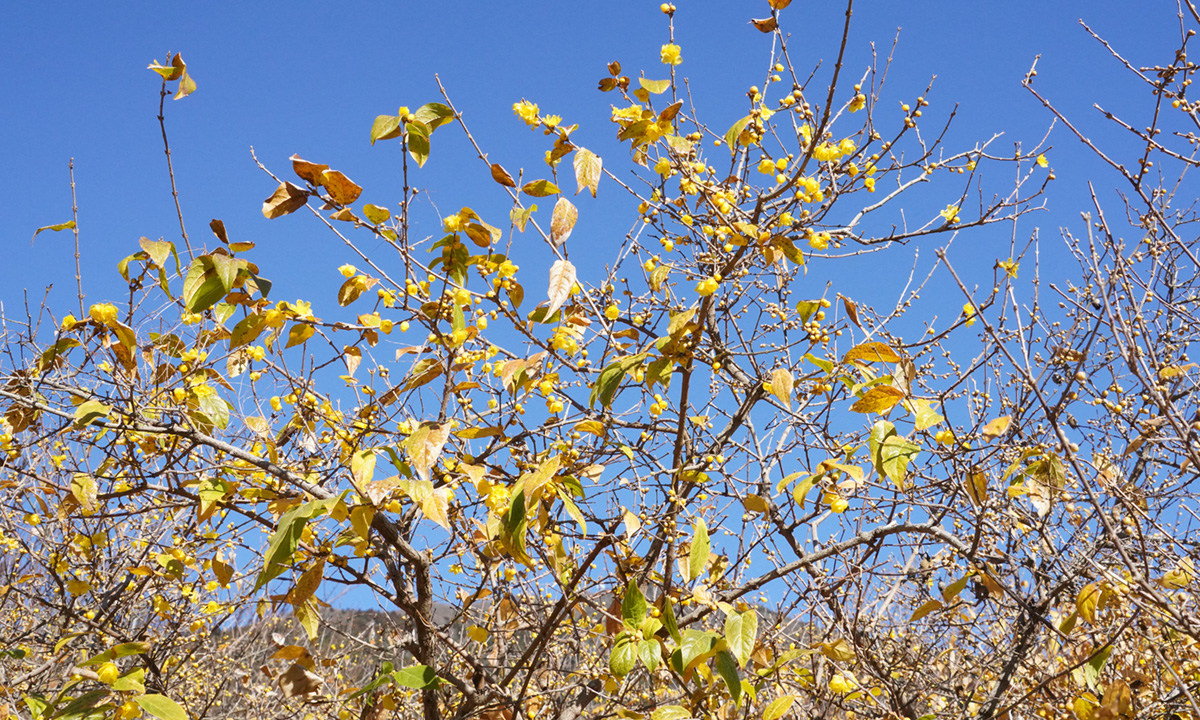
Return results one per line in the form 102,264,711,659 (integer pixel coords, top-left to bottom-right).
89,303,119,327
962,303,976,327
829,673,857,694
940,204,961,224
812,143,839,162
849,93,866,112
513,99,540,127
605,305,620,320
60,314,78,331
1036,153,1048,168
864,177,876,192
654,157,672,176
660,44,682,66
757,158,776,175
338,263,358,278
696,276,719,296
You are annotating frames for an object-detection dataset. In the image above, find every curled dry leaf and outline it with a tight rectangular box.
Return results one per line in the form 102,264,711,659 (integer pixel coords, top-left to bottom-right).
490,163,517,187
262,182,309,219
278,662,323,698
546,259,577,317
289,155,329,185
550,197,578,246
751,17,778,32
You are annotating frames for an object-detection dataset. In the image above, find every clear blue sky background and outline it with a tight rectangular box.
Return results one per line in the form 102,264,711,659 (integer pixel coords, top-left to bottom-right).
0,1,1181,321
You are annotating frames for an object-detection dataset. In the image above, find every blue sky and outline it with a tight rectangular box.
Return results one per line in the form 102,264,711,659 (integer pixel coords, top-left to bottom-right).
1,1,1181,321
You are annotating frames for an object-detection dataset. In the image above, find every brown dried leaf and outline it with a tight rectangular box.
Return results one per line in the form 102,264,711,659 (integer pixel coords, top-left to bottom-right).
262,182,309,219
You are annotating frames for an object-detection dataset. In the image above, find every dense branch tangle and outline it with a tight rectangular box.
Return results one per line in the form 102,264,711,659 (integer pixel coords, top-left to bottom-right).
3,3,1200,720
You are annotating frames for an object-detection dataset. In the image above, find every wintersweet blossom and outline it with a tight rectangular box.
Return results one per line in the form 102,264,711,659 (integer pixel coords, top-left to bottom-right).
513,100,539,127
660,43,682,66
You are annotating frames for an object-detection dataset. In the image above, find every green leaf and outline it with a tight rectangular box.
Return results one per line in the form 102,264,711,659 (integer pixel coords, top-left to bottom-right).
182,257,228,313
81,642,151,666
662,596,682,643
134,694,188,720
715,650,742,704
589,354,644,409
688,518,710,582
678,629,719,671
879,434,920,489
255,501,323,590
639,638,661,672
194,392,230,430
511,203,536,232
406,121,431,168
73,400,110,428
413,102,454,131
723,116,752,155
111,668,146,693
230,313,267,349
346,662,396,699
639,78,671,94
371,115,403,145
609,632,638,677
522,179,561,197
724,609,757,667
31,220,76,243
622,580,647,627
393,664,439,689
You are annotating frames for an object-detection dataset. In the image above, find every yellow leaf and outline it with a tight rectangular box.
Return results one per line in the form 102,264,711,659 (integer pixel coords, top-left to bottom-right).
769,368,794,409
850,386,905,414
622,508,642,538
70,473,99,516
964,468,988,506
981,416,1011,441
467,625,489,642
842,341,901,364
942,574,970,601
762,696,794,720
320,169,363,206
768,0,791,8
910,599,943,621
742,494,768,514
1161,558,1195,589
406,423,451,484
550,197,578,246
818,638,855,662
1159,363,1197,379
1076,582,1102,624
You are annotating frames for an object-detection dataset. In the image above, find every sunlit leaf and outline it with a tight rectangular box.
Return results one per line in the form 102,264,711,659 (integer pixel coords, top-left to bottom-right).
574,147,602,197
490,163,517,187
546,258,576,317
850,386,905,414
688,518,710,582
550,197,578,246
262,182,309,219
522,179,561,197
30,220,75,243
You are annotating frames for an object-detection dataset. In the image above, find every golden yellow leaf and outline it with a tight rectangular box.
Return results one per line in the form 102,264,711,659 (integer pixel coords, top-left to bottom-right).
769,367,794,409
964,467,988,506
320,169,363,206
981,416,1011,441
818,638,855,662
842,341,901,364
910,599,943,621
849,386,905,414
1076,582,1102,624
750,17,778,32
